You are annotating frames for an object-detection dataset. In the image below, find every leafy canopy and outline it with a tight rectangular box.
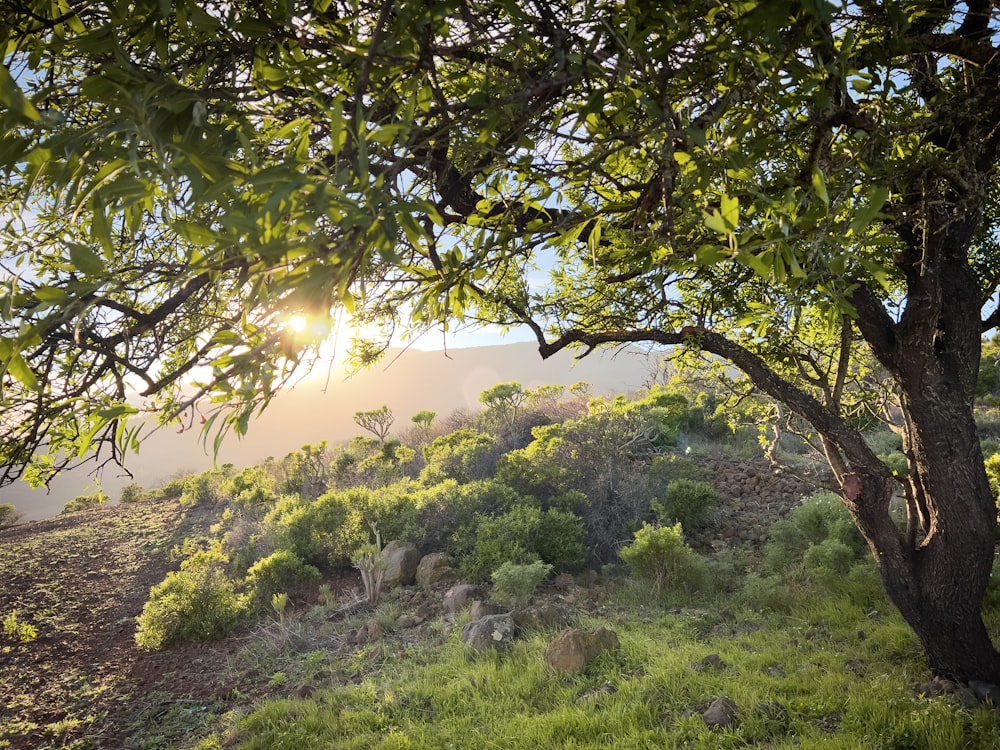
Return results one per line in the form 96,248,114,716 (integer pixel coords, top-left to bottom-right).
1,0,999,487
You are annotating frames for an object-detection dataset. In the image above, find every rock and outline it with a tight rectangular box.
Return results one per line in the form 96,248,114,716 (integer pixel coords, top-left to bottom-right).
396,614,424,628
415,553,457,589
693,653,727,672
577,681,617,703
702,697,738,729
469,600,506,621
355,618,383,644
378,540,421,589
512,600,576,632
545,626,620,673
461,614,516,651
443,584,486,614
970,680,1000,705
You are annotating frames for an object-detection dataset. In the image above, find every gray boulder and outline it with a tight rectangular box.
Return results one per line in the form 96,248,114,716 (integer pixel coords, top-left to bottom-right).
512,600,577,632
461,614,516,651
702,697,738,729
443,583,486,614
377,540,421,590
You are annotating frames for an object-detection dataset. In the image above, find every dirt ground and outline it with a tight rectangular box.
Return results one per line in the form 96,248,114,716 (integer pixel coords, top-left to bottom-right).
0,500,246,749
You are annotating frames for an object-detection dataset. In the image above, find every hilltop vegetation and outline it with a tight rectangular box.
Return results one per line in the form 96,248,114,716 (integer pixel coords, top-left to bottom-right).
6,376,1000,747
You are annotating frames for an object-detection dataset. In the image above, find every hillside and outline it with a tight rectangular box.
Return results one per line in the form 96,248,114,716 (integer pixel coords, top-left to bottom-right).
4,343,660,523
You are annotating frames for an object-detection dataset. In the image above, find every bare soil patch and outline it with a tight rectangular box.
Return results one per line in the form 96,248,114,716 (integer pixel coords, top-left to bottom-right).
0,500,242,749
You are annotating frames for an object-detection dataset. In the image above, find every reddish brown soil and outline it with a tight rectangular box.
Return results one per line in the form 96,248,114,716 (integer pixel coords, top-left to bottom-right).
0,500,246,749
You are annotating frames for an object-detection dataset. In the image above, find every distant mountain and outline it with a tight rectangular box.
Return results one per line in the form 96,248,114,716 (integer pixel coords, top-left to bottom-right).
4,343,663,522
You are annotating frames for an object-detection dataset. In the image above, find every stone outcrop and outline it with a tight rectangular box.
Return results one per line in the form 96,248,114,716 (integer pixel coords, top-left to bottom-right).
511,600,576,632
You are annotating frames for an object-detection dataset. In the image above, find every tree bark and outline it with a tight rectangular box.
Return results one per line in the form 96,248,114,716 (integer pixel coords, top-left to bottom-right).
847,243,1000,682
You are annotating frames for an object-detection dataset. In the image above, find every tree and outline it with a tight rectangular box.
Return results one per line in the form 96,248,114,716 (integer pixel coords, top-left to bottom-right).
353,406,394,442
478,382,528,433
3,0,1000,681
411,410,437,430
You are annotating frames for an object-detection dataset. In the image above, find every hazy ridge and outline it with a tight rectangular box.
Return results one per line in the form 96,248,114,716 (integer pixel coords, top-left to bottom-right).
4,343,661,522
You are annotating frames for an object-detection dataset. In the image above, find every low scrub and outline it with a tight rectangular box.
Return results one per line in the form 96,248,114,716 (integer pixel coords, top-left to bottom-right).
135,549,246,650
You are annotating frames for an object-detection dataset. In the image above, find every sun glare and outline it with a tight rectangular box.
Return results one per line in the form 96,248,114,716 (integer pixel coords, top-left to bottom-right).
288,314,309,333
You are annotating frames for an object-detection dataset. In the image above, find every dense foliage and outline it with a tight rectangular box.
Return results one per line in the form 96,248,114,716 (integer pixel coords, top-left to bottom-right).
6,0,1000,681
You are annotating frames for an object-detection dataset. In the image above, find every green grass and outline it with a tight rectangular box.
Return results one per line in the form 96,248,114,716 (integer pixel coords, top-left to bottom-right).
191,588,1000,750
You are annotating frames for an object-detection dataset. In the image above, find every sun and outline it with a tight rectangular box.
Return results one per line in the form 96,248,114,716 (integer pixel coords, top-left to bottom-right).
287,314,309,334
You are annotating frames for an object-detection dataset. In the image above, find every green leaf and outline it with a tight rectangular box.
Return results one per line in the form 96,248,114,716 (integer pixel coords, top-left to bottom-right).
695,244,730,266
68,244,106,275
720,194,739,230
0,63,40,122
850,186,890,234
95,404,139,420
6,352,38,390
91,195,113,255
704,210,728,234
812,167,829,207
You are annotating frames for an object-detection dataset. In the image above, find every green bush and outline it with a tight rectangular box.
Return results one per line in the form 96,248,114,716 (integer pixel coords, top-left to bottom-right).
119,483,146,504
764,490,865,575
414,479,523,560
648,455,712,487
226,466,279,516
459,503,590,582
653,478,719,532
180,469,227,506
61,493,106,514
245,550,320,608
802,538,855,583
619,522,705,597
266,491,365,569
491,560,552,607
879,451,909,478
135,550,246,650
420,428,499,484
535,508,589,572
740,572,798,613
461,505,542,583
0,503,20,528
761,490,868,595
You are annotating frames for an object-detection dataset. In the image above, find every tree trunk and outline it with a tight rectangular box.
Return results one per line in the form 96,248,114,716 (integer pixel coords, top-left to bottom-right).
848,446,1000,682
844,331,1000,682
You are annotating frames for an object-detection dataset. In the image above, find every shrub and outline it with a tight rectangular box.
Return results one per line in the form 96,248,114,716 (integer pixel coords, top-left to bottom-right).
653,479,719,532
535,508,589,572
245,550,320,608
802,538,856,583
135,550,246,650
225,466,279,516
0,503,20,528
180,469,226,506
761,490,868,590
791,490,865,551
491,560,552,607
265,490,366,569
61,493,106,514
461,505,542,583
879,451,909,478
420,428,499,484
740,573,798,613
119,483,145,504
619,522,705,596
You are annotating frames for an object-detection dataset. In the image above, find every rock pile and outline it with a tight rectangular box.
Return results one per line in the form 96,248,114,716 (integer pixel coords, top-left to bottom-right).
694,456,835,550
